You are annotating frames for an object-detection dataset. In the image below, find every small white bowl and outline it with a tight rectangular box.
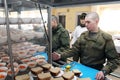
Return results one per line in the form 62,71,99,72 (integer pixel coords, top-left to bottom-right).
37,46,46,52
21,59,31,63
17,50,28,58
28,49,36,55
7,62,18,68
7,68,19,76
1,57,9,62
36,59,47,65
0,67,8,72
0,72,7,80
30,57,38,61
27,62,37,68
18,64,28,71
0,63,6,67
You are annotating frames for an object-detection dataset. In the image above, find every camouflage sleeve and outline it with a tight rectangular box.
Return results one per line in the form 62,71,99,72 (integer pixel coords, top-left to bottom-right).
55,30,70,53
102,39,120,74
61,37,81,60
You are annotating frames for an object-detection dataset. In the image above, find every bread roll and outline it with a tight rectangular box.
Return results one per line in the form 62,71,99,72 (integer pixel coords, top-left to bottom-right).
77,77,91,80
72,69,81,77
62,71,74,80
31,67,43,75
38,72,51,80
41,63,51,72
50,77,64,80
50,67,61,76
15,74,30,80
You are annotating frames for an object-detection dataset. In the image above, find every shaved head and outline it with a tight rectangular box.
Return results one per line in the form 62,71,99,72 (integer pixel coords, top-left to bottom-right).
86,12,99,21
85,12,100,32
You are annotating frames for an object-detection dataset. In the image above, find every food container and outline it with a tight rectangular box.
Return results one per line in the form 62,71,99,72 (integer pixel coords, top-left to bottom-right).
7,68,19,76
36,59,47,65
30,57,38,61
0,72,7,80
1,57,9,62
18,64,28,71
34,32,44,38
11,34,21,42
0,37,7,44
21,58,31,63
0,67,8,72
28,48,36,55
7,62,18,68
0,63,6,67
37,46,46,52
27,62,37,68
17,50,28,58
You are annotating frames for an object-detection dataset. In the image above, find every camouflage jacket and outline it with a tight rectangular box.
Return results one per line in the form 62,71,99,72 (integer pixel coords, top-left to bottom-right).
52,24,70,53
61,29,120,74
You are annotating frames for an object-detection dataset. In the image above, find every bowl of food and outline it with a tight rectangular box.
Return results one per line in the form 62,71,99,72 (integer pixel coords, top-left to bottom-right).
21,58,31,63
0,37,7,44
38,46,46,52
0,72,7,80
7,62,18,68
17,50,28,58
0,67,8,72
27,62,37,68
0,63,6,67
18,64,28,71
28,49,36,55
30,57,38,61
1,57,9,62
36,59,47,65
7,68,19,76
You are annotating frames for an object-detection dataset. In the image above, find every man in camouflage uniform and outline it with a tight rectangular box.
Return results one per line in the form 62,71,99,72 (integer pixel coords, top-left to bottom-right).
52,15,70,61
52,12,120,80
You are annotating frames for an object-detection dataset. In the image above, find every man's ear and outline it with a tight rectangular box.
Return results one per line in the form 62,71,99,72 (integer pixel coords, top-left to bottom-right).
96,19,99,24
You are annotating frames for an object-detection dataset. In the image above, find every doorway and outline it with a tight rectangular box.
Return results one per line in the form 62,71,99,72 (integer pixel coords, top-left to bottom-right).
59,15,66,28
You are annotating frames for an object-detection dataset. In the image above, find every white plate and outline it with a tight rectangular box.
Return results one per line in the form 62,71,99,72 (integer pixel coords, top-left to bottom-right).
72,76,77,80
72,73,83,80
29,71,37,77
55,70,64,77
29,75,34,80
28,72,34,80
55,70,83,78
79,73,83,77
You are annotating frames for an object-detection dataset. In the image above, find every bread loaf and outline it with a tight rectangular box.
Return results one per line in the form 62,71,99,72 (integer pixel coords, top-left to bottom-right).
31,67,43,75
41,63,51,72
50,67,61,76
62,71,74,80
77,77,91,80
38,72,51,80
72,69,81,77
50,77,64,80
15,74,30,80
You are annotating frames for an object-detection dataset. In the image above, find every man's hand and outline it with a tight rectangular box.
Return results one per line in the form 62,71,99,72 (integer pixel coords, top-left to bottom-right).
96,71,105,80
52,52,61,61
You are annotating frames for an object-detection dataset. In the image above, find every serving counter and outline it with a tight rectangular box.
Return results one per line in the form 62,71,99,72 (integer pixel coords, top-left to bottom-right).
61,61,99,80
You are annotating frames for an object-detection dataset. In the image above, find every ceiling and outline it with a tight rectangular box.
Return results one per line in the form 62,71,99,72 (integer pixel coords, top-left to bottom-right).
33,0,120,7
0,0,120,11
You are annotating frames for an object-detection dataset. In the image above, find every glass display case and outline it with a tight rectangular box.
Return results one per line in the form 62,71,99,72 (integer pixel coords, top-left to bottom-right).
0,0,52,80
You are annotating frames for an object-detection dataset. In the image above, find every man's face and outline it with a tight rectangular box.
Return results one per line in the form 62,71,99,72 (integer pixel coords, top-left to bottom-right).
85,17,97,32
80,19,85,27
80,19,85,25
51,20,56,29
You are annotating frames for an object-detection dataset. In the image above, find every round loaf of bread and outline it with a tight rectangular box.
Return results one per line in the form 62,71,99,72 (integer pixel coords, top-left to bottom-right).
38,72,51,80
62,71,74,80
31,67,43,75
50,67,61,76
